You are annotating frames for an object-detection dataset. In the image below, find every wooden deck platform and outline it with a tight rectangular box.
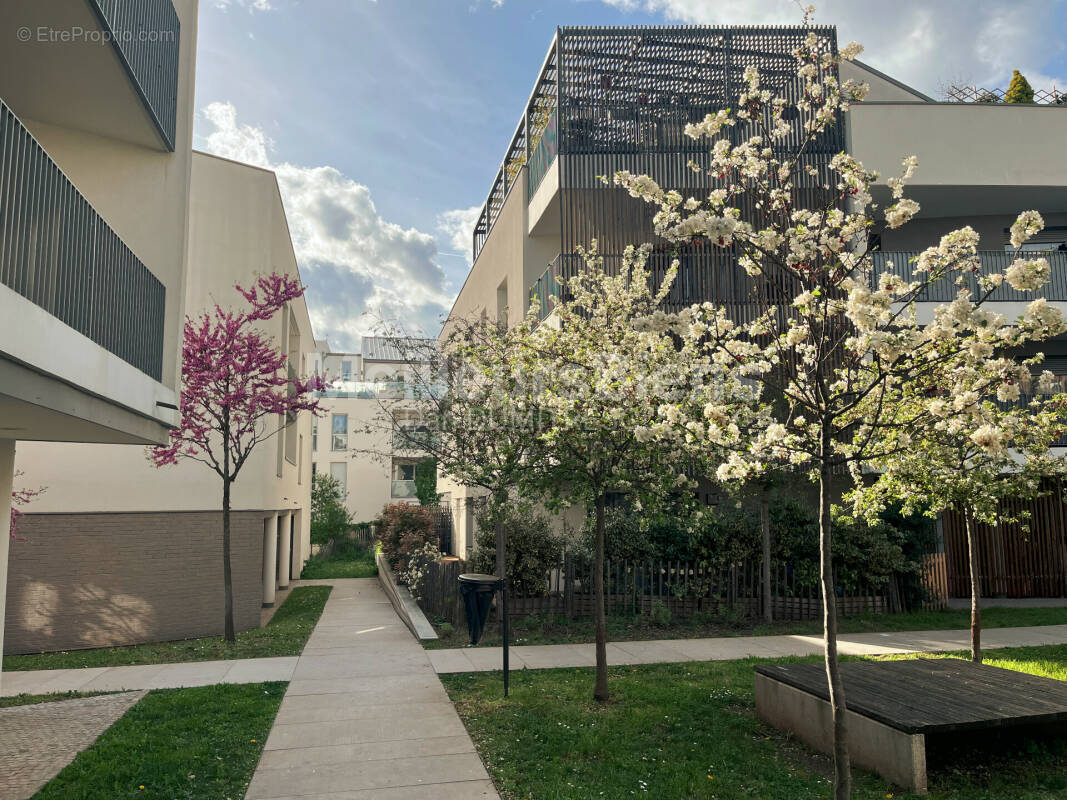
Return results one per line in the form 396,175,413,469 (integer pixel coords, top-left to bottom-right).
754,658,1067,793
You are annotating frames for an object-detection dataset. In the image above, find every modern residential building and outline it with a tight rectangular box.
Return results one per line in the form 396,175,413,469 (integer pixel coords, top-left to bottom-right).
0,1,197,668
6,144,318,653
442,25,1067,596
310,337,438,524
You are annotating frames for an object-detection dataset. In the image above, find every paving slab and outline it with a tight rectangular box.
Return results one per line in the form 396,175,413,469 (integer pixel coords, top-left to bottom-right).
427,623,1067,674
246,578,499,800
0,690,144,799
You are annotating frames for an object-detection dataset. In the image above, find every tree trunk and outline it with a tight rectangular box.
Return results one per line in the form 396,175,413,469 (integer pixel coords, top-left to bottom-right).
222,477,236,643
819,450,850,799
761,488,772,624
964,508,982,663
593,493,609,702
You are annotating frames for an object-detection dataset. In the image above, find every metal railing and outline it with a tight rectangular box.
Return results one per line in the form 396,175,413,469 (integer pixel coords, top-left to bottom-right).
87,0,181,150
318,379,446,400
0,100,166,381
871,250,1067,302
527,105,558,200
391,479,417,499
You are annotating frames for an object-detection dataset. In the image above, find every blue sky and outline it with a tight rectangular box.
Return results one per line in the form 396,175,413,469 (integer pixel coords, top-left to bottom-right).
193,0,1067,350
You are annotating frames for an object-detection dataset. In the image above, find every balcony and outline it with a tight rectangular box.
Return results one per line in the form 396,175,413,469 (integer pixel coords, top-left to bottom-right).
0,100,166,380
0,0,181,151
392,427,436,452
319,379,445,400
872,251,1067,302
391,479,417,499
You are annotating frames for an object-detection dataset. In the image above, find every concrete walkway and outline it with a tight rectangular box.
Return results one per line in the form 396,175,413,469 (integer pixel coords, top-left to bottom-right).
427,623,1067,673
245,578,497,799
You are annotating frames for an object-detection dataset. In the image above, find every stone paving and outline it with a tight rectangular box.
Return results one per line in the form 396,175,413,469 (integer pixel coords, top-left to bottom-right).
0,690,145,800
1,655,298,697
244,578,497,799
427,623,1067,673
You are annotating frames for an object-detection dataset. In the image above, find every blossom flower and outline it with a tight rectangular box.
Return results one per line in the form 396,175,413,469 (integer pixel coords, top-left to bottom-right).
970,424,1004,455
1010,210,1044,248
1004,258,1050,293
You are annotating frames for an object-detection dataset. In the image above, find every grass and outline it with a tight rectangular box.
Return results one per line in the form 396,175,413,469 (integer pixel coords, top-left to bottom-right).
300,539,378,579
34,681,286,800
423,605,1067,649
0,690,115,709
4,585,331,671
442,645,1067,799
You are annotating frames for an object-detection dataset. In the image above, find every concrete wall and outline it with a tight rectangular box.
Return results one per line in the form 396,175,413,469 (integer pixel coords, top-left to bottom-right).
5,511,264,654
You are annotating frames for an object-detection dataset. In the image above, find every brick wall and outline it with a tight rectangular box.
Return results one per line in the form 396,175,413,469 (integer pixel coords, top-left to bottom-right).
4,511,266,654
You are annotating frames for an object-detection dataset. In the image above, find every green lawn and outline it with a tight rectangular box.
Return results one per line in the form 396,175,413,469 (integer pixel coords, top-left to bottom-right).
424,606,1067,649
300,540,378,579
442,645,1067,800
4,585,331,671
0,690,114,709
34,681,286,800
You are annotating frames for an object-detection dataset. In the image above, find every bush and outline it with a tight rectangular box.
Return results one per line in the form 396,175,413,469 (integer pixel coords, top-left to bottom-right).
469,505,564,596
401,540,443,599
310,473,353,545
414,457,440,506
378,503,436,573
1005,69,1035,104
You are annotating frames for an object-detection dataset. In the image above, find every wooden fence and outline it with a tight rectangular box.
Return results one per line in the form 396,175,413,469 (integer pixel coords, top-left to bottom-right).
414,553,918,627
941,483,1067,598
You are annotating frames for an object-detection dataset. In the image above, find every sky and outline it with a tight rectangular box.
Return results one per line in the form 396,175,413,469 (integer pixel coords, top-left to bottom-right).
193,0,1067,351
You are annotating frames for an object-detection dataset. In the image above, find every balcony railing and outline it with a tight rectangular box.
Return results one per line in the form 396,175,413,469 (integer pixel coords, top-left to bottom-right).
871,251,1067,302
0,100,166,381
527,105,558,200
318,380,445,400
87,0,181,150
391,479,417,499
392,428,436,451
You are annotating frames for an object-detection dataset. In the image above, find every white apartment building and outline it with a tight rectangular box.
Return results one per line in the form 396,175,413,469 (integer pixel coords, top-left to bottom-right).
0,0,197,668
442,25,1067,594
310,337,437,524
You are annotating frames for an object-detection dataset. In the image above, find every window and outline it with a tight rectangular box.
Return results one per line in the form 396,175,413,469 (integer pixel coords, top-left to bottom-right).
331,414,348,450
311,462,317,477
341,360,353,381
330,462,347,496
396,462,416,481
312,419,318,451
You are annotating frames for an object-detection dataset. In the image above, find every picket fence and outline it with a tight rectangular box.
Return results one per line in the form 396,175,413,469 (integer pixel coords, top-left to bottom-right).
414,553,934,628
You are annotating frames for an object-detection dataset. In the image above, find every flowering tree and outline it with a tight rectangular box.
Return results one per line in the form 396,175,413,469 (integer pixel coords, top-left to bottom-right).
522,244,759,701
365,326,548,589
10,472,46,540
849,374,1065,663
151,274,322,642
617,32,1067,797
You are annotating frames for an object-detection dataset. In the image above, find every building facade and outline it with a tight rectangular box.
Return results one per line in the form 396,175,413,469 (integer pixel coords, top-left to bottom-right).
6,146,318,655
310,337,438,525
442,25,1067,596
0,1,198,667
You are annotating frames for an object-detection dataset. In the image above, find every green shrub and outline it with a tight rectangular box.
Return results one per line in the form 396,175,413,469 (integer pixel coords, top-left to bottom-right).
469,505,563,596
414,457,441,506
310,473,353,545
378,503,436,573
1005,70,1035,104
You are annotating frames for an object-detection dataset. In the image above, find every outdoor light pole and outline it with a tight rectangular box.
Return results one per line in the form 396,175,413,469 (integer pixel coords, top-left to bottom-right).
458,572,510,697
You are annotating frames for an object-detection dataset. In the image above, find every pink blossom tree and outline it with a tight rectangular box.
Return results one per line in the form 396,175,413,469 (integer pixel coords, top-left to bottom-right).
10,472,46,540
151,273,323,642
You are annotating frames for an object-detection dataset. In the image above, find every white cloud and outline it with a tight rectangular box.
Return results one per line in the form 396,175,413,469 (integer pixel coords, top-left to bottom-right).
214,0,274,11
200,102,451,350
436,205,481,265
598,1,1066,95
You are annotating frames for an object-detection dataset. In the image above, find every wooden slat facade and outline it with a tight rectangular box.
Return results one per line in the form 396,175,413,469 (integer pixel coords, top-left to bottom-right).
941,481,1067,598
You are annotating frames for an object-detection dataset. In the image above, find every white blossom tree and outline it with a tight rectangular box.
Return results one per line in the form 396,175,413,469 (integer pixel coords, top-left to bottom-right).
521,243,761,701
849,372,1066,663
616,31,1067,797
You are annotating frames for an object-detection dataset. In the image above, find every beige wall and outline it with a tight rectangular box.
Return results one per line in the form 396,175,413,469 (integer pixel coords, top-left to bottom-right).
6,511,264,654
14,152,316,569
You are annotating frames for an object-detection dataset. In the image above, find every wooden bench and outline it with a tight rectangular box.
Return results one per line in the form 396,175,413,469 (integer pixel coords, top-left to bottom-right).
755,658,1067,793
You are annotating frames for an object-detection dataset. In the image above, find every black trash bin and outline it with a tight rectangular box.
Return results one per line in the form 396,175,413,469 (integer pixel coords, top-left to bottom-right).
458,573,499,645
457,573,509,696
